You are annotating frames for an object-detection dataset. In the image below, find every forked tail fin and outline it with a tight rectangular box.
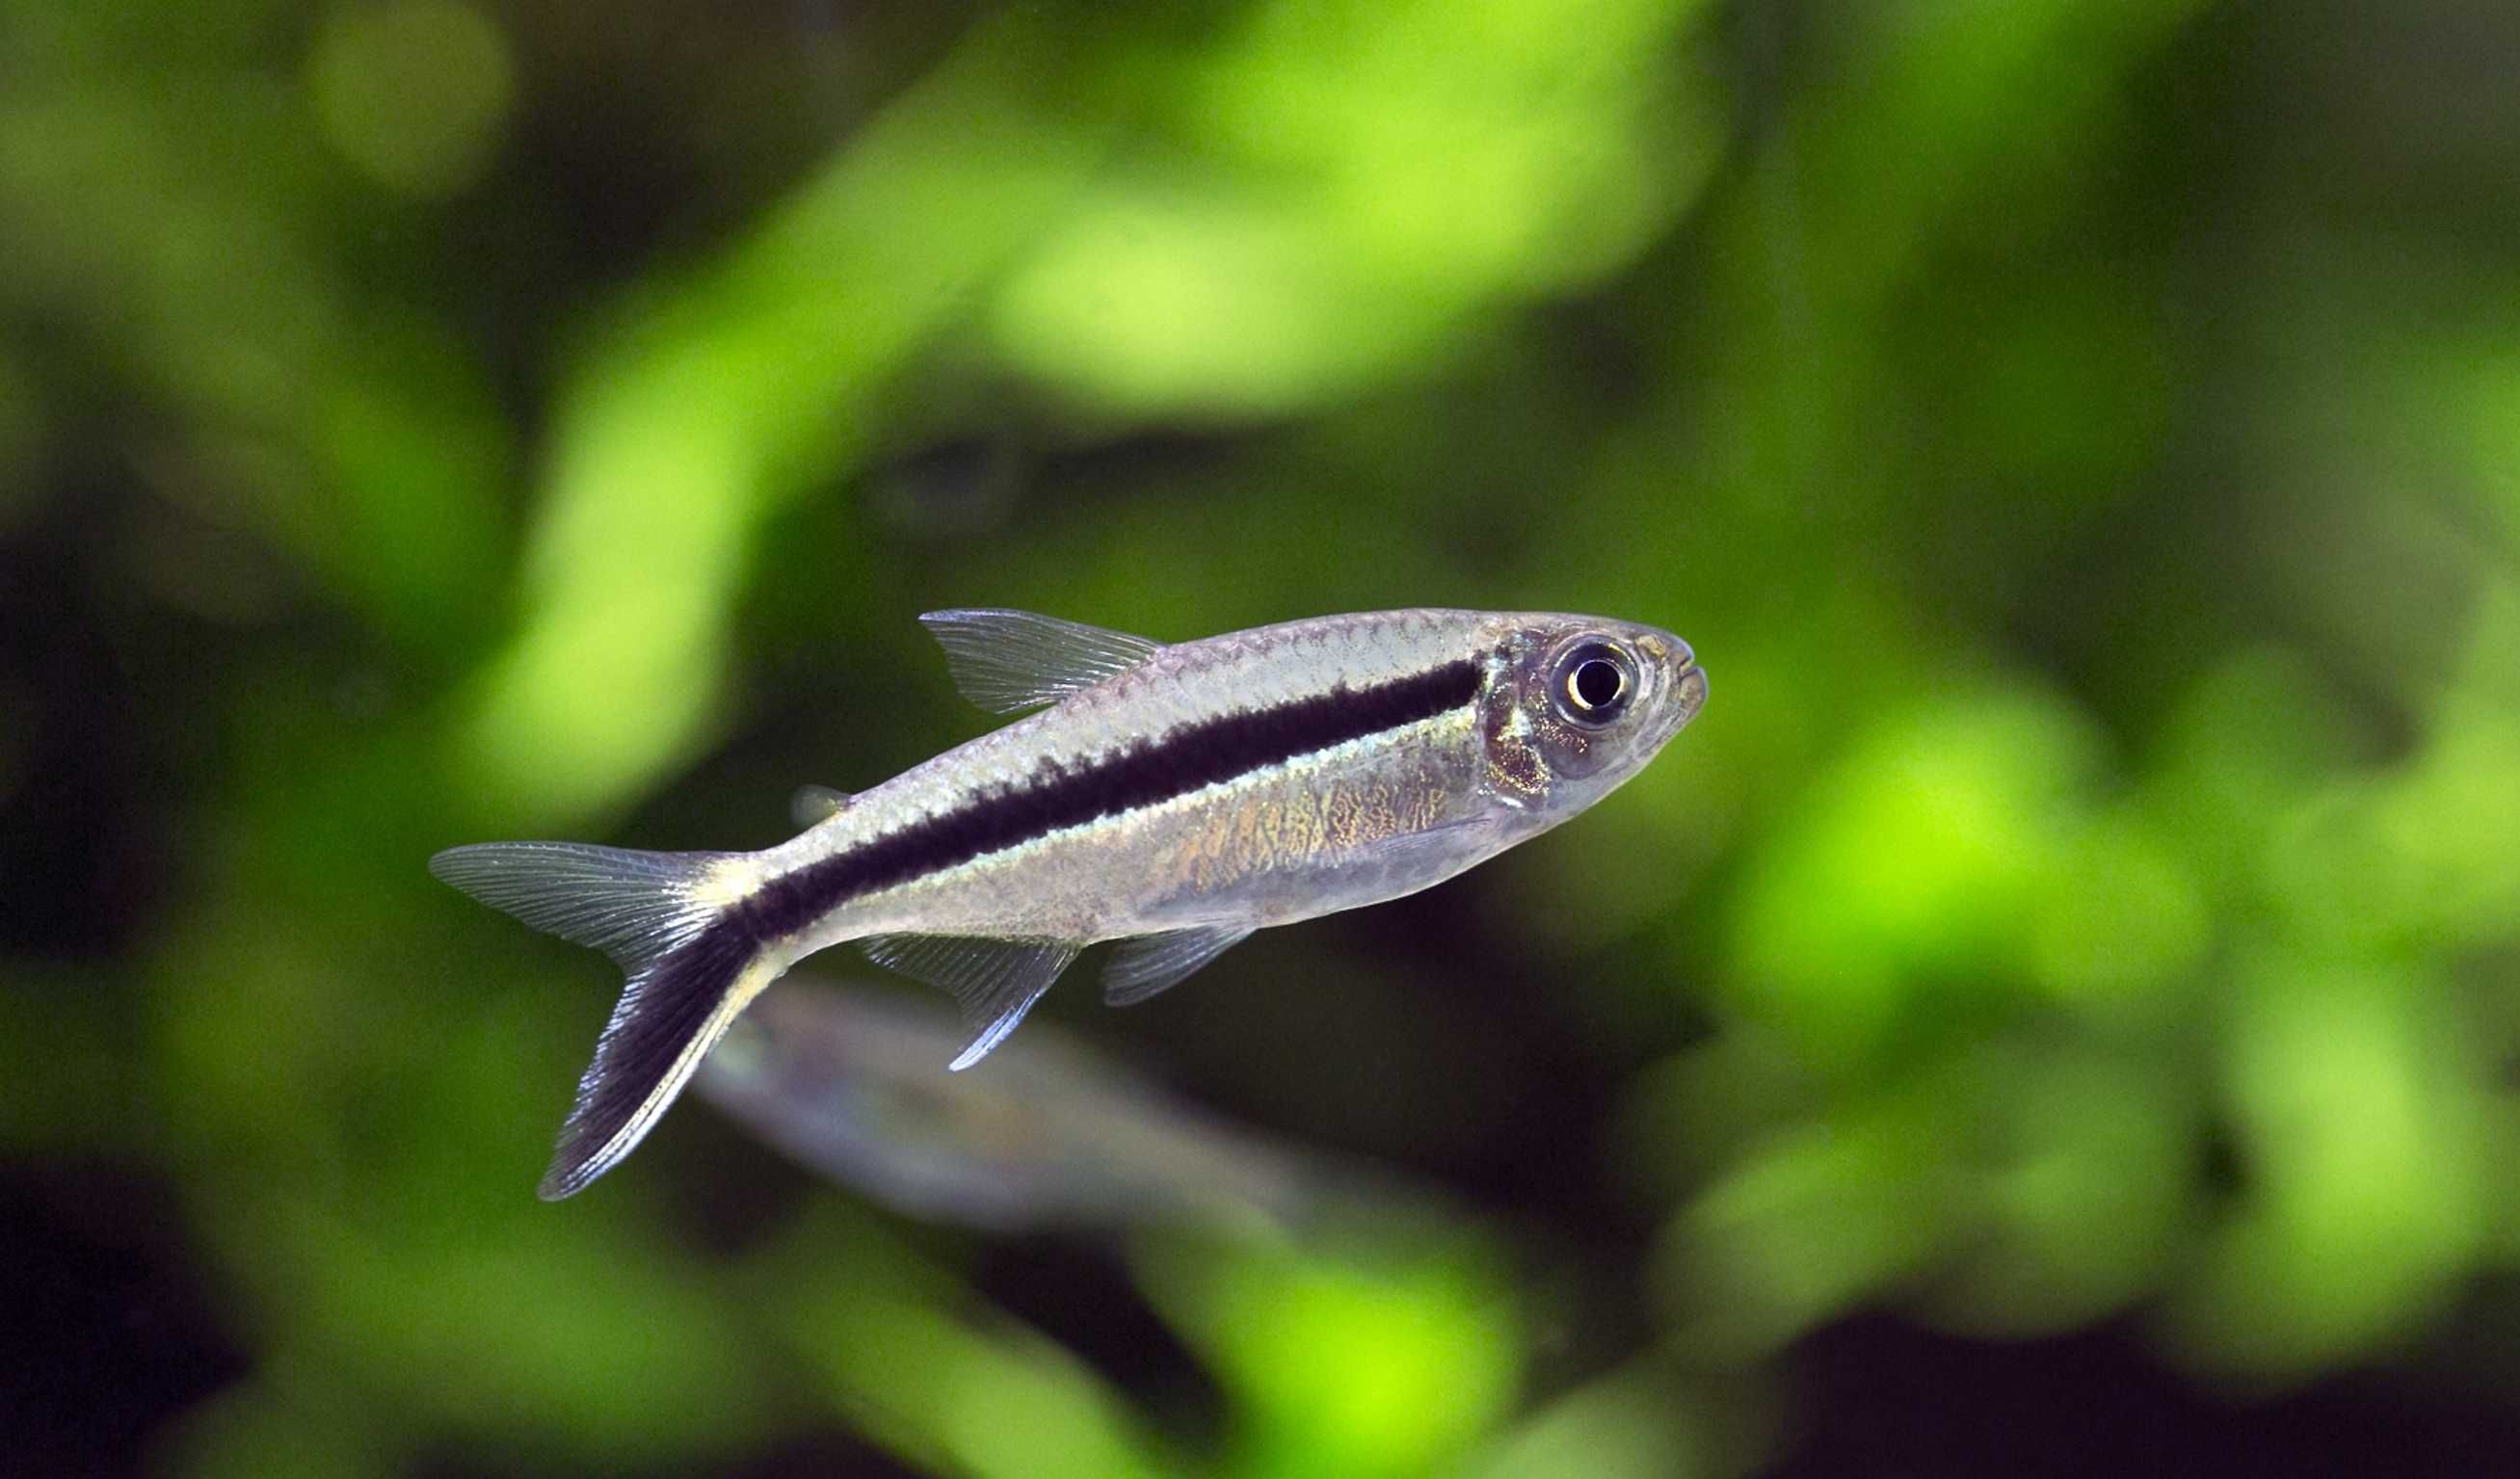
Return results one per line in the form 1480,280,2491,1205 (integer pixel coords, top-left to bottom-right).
429,841,777,1199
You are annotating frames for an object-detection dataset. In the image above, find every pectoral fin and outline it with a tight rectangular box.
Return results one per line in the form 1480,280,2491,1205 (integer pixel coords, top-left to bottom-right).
918,609,1163,714
1102,925,1255,1007
1336,816,1503,877
859,934,1080,1069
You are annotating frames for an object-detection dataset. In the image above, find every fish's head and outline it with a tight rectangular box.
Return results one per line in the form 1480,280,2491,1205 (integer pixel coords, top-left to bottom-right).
1476,614,1707,813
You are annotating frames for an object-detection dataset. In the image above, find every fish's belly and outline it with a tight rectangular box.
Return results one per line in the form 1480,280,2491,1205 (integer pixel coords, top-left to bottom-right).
847,715,1491,942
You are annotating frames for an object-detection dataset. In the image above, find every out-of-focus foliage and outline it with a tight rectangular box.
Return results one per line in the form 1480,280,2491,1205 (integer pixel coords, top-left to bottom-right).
4,0,2518,1473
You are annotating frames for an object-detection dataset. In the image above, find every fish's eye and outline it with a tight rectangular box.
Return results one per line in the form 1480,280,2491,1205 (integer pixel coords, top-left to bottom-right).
1551,642,1632,727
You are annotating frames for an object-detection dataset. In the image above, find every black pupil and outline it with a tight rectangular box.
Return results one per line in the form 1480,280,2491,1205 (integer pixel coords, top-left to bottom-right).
1572,658,1624,709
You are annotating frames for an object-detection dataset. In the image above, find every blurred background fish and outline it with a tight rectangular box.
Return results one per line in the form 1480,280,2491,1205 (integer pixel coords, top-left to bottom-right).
695,973,1407,1235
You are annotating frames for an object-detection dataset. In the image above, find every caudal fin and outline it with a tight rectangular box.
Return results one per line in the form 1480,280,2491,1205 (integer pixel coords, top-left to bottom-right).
429,841,776,1199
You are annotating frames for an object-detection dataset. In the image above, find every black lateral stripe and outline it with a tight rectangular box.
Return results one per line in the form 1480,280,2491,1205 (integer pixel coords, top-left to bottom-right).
737,656,1483,939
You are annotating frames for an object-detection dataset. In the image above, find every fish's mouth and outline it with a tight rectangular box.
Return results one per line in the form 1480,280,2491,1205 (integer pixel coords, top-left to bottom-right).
1671,663,1709,727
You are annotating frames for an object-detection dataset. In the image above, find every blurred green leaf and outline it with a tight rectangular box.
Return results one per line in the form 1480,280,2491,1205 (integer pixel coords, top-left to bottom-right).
1141,1231,1522,1479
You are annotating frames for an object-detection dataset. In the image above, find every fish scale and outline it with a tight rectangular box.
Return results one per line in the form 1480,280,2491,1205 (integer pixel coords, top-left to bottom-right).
431,605,1705,1197
783,611,1480,915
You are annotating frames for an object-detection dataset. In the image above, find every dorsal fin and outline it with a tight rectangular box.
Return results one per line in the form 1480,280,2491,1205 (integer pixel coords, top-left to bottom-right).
918,609,1162,715
790,785,853,829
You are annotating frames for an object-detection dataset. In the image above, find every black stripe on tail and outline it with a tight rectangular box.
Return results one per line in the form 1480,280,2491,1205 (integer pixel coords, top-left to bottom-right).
537,927,763,1199
429,841,769,1199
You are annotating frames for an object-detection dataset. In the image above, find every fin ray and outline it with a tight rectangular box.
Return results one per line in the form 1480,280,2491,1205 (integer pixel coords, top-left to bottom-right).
541,936,775,1199
1103,925,1255,1006
429,840,770,1198
428,841,732,968
860,933,1079,1069
918,609,1161,714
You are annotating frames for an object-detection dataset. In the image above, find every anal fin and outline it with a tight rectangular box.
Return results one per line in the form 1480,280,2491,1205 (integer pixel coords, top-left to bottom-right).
1102,925,1255,1007
860,934,1080,1069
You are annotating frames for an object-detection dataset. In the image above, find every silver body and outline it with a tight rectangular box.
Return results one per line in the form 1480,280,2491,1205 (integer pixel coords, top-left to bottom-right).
433,605,1705,1197
775,611,1518,958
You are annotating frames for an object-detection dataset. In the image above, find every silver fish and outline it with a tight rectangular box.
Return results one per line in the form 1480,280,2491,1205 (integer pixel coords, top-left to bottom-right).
698,976,1350,1233
433,608,1707,1198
